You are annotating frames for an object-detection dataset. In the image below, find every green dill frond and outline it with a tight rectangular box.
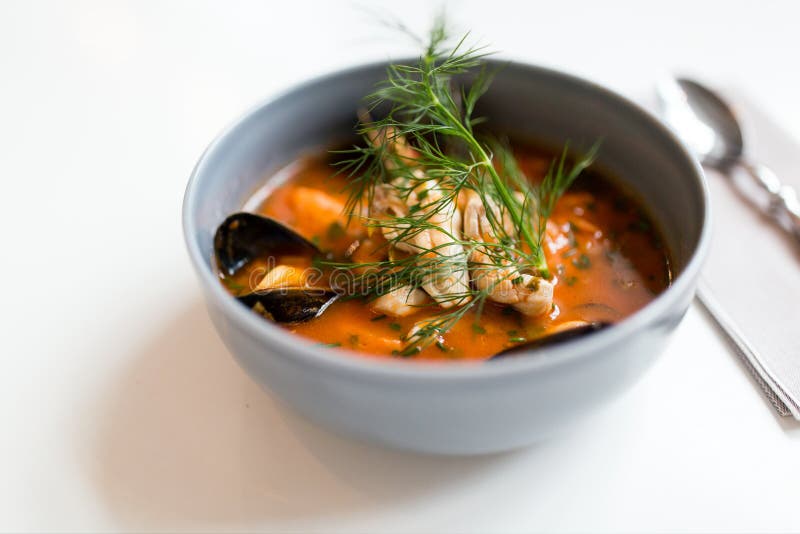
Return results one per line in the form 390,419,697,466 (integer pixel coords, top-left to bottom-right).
326,17,600,352
531,141,601,276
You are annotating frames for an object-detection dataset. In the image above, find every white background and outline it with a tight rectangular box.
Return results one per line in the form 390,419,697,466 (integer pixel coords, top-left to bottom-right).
2,1,799,532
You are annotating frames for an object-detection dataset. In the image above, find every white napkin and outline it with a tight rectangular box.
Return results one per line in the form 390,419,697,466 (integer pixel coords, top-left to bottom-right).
692,88,800,419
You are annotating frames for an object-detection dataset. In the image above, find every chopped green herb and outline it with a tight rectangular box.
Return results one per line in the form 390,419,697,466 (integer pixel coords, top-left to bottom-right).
317,342,342,348
472,324,487,335
628,219,650,233
571,253,591,270
512,276,523,285
561,248,578,259
326,221,346,240
223,278,245,291
349,334,359,347
370,314,388,322
435,340,449,352
566,222,578,247
564,275,578,286
507,329,518,336
388,322,402,331
509,337,527,343
399,346,422,357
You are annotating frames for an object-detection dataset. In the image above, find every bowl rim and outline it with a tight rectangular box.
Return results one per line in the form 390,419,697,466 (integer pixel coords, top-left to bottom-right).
182,57,710,383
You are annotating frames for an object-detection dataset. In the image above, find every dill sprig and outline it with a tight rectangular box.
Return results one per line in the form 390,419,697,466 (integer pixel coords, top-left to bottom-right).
335,17,496,247
325,17,599,353
492,139,601,275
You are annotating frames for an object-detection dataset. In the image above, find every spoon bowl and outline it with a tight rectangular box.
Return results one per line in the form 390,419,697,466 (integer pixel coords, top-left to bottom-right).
658,77,800,241
657,78,744,170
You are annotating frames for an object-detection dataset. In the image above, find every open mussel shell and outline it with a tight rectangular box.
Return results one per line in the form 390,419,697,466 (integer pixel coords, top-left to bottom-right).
490,321,611,360
214,212,337,323
238,289,339,323
214,212,320,277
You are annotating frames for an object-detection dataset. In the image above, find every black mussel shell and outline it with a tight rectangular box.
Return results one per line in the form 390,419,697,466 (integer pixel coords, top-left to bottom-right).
215,212,335,323
214,212,320,276
490,321,611,360
238,289,339,323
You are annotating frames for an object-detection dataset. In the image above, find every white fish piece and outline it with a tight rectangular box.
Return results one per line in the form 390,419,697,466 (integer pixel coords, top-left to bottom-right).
371,285,429,317
364,121,471,309
373,178,471,308
462,190,554,317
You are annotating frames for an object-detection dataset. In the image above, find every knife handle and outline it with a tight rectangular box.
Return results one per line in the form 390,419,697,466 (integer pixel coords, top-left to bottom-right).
739,160,800,242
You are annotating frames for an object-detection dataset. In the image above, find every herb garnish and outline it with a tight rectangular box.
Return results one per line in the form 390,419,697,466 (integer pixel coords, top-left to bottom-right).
319,17,598,353
571,253,592,270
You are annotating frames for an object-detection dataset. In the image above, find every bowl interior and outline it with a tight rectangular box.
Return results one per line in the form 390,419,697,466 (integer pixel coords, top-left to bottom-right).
185,59,706,317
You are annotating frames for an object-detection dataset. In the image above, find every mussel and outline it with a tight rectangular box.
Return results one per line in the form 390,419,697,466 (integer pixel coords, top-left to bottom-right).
214,212,338,323
490,321,611,360
237,290,338,323
215,212,321,276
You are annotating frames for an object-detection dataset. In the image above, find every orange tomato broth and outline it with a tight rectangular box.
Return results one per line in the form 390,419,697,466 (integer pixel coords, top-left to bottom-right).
223,144,671,361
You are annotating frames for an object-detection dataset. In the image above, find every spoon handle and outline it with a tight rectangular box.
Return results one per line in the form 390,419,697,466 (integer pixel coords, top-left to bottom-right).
738,160,800,242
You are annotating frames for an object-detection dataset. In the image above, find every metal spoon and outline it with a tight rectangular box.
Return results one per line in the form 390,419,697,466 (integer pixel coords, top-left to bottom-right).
657,77,800,241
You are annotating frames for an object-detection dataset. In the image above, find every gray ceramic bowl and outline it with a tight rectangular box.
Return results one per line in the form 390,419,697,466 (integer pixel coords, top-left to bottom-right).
183,59,709,455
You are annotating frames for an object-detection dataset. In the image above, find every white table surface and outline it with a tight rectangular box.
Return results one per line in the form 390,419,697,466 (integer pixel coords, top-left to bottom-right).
2,1,799,532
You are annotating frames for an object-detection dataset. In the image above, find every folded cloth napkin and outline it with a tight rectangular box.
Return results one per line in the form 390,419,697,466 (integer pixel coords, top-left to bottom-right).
689,88,800,419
